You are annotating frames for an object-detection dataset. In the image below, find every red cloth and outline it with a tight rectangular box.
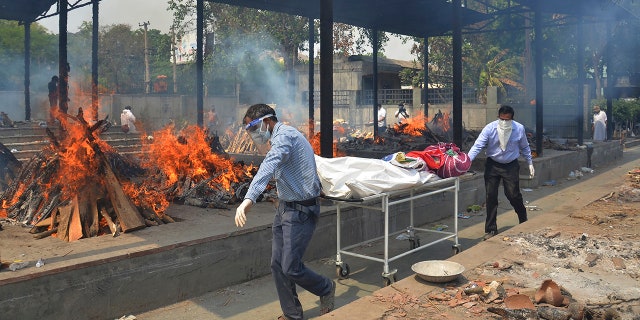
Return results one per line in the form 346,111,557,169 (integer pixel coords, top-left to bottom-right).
408,143,471,178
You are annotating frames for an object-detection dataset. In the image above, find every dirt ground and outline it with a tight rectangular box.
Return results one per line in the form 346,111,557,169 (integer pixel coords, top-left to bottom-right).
364,171,640,320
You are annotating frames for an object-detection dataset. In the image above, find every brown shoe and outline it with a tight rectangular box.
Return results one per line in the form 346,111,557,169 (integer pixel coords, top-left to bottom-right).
277,316,290,320
319,280,336,315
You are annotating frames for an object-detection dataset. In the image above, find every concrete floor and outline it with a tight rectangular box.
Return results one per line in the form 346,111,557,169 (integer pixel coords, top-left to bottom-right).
132,144,640,320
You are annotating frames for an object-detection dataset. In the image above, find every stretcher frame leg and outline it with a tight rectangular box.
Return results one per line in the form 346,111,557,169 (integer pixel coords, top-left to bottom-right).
332,177,461,285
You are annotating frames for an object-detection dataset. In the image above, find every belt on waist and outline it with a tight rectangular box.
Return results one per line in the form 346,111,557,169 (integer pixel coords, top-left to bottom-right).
488,157,517,165
281,198,319,215
284,197,318,207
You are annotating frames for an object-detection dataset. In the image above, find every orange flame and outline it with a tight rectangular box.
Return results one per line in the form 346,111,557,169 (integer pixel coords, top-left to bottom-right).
438,112,451,132
310,132,345,158
394,111,429,136
135,124,250,214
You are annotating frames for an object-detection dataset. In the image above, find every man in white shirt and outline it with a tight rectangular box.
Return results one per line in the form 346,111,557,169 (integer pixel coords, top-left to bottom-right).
394,103,409,124
592,105,607,141
120,106,137,133
377,104,387,130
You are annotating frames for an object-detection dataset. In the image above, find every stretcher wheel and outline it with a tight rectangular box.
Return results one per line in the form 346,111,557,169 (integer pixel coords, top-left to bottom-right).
452,244,461,255
382,274,397,286
336,263,350,279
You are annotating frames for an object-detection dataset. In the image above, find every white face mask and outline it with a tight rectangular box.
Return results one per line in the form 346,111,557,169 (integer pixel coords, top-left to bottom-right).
498,119,512,129
249,123,271,144
245,114,273,145
497,119,512,151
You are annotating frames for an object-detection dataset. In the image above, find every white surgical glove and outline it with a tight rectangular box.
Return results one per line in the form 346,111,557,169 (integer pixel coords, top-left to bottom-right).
529,164,535,179
235,199,253,227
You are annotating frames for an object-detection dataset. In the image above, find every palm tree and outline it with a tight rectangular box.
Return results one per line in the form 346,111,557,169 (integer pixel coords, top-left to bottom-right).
477,48,523,103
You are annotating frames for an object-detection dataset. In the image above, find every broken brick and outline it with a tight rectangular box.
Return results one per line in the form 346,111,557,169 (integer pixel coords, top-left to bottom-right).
585,253,599,267
611,257,626,270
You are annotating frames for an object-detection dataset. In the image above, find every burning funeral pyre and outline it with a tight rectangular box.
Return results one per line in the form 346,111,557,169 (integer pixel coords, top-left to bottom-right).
0,108,261,242
336,110,479,155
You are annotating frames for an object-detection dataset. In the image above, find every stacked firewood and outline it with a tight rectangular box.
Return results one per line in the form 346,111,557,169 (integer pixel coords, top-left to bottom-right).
225,127,259,154
0,111,283,242
0,110,151,241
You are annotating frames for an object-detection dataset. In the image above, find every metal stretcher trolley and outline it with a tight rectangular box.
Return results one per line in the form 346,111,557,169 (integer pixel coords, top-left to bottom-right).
325,176,461,286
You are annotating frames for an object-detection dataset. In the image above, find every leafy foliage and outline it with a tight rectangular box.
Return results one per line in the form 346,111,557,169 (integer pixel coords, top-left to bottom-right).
0,20,57,90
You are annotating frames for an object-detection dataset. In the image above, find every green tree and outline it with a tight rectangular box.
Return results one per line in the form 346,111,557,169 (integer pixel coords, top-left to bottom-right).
0,20,58,90
476,48,523,103
168,1,311,98
98,24,145,93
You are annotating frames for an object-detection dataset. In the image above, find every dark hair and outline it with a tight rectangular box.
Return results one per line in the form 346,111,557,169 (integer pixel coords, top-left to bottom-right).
245,103,278,122
498,105,515,118
52,76,58,81
124,106,132,110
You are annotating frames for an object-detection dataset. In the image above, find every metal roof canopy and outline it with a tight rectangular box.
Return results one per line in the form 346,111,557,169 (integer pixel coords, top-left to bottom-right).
0,0,57,22
0,0,96,23
208,0,490,37
514,0,636,19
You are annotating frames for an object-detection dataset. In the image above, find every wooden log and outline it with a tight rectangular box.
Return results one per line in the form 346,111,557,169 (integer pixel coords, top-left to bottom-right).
56,202,75,242
99,207,117,236
103,163,146,233
160,214,175,224
79,184,100,237
68,195,83,242
33,227,58,240
31,193,61,228
180,177,213,199
140,208,163,225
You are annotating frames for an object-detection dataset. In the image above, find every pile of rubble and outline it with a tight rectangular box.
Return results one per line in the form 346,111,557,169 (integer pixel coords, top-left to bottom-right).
367,167,640,320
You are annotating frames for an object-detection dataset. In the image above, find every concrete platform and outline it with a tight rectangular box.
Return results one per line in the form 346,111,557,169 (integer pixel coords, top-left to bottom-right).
0,141,630,319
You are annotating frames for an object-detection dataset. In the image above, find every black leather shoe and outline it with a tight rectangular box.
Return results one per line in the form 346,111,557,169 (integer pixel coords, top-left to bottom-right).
483,231,498,241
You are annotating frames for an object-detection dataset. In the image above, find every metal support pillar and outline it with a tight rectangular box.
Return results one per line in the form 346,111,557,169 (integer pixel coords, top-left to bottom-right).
534,2,544,156
196,0,204,127
92,0,99,121
59,0,69,115
24,22,31,121
452,0,462,147
319,0,333,157
422,37,429,119
308,17,315,138
576,16,585,144
605,23,613,141
373,30,379,137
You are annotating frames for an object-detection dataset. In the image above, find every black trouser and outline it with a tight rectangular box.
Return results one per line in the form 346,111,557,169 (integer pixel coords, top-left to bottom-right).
484,158,527,233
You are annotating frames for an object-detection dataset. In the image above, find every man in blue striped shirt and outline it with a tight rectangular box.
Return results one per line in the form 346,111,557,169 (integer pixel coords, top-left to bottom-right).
234,104,335,320
467,105,535,241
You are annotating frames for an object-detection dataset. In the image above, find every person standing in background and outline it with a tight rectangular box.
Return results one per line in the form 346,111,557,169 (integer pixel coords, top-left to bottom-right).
467,105,534,241
394,103,409,124
120,106,137,133
377,103,387,131
206,105,218,136
47,76,59,123
592,105,607,141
